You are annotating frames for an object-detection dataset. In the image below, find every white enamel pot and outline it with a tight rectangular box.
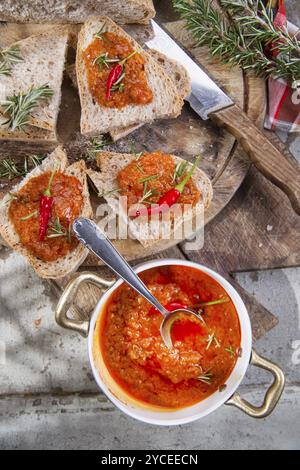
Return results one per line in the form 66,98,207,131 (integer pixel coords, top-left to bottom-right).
55,259,285,426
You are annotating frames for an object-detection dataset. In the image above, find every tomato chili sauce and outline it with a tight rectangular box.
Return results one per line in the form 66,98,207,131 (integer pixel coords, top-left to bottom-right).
117,152,200,212
98,265,241,409
8,172,83,262
83,31,153,109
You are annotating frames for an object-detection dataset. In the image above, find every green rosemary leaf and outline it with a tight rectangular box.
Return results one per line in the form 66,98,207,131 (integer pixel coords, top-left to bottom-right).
1,84,54,131
0,158,23,179
86,135,114,160
195,298,230,308
93,52,119,70
0,45,23,76
225,346,236,358
0,154,46,180
20,210,38,221
135,162,145,174
47,217,67,238
95,23,108,40
99,188,121,197
139,189,154,203
138,174,159,184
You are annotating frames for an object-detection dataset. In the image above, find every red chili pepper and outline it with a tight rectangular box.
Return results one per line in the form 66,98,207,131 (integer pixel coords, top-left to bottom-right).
105,50,138,100
148,301,188,316
105,63,123,100
39,169,56,242
274,0,286,31
136,155,201,217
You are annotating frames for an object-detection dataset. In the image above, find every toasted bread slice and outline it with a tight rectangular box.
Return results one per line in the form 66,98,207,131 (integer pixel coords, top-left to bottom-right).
67,48,191,140
0,28,68,142
0,147,93,279
0,1,155,25
87,151,213,248
77,16,184,137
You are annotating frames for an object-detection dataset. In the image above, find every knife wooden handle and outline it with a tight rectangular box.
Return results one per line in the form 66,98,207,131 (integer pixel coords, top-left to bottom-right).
210,104,300,215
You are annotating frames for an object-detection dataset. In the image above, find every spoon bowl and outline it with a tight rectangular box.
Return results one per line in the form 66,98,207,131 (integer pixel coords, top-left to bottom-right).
72,217,205,348
160,308,205,349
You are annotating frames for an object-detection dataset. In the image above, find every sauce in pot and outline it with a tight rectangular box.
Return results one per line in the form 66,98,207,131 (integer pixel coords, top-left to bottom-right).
8,172,83,262
99,265,241,409
83,31,153,109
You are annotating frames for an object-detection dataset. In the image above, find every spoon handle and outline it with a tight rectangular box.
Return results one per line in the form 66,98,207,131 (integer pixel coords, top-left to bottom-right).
73,218,168,316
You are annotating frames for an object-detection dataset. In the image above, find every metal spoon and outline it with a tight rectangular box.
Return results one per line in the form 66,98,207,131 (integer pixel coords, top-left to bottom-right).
72,217,204,348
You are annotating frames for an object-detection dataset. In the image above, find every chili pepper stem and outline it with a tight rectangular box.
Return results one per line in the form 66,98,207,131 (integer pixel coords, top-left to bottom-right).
44,168,56,197
175,155,201,193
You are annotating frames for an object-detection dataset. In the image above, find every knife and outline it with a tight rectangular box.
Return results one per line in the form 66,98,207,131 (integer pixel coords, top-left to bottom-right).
146,20,300,215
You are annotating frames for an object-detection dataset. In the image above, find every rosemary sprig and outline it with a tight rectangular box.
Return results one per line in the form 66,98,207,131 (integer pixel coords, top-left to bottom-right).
196,298,230,309
135,162,145,174
138,174,159,184
99,188,121,198
0,154,46,180
139,185,154,203
95,23,108,41
86,135,114,161
197,369,212,384
1,84,54,131
173,0,300,83
135,152,144,160
93,52,119,70
0,45,23,76
225,346,236,358
46,217,66,238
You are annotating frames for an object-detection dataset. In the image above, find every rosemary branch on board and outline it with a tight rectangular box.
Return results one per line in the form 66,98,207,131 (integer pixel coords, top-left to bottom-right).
0,45,23,76
86,135,114,161
0,154,46,180
173,0,300,83
1,84,54,131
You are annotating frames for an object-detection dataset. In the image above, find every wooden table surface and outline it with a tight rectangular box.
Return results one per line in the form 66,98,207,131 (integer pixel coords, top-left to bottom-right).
150,0,300,340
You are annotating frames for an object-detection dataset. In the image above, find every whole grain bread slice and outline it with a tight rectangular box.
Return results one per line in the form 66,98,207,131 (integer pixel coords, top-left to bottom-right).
0,147,93,279
0,28,68,141
77,16,184,137
0,1,155,25
87,151,213,248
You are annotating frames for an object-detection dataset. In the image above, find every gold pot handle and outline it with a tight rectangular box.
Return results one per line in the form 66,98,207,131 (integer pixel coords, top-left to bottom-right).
55,271,115,338
226,349,285,418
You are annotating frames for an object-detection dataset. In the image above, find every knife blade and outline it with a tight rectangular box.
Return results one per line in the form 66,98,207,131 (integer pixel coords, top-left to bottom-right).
146,20,300,216
146,20,233,119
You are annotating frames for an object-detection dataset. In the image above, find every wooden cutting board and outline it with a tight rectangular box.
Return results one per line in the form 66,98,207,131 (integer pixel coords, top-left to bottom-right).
0,10,277,340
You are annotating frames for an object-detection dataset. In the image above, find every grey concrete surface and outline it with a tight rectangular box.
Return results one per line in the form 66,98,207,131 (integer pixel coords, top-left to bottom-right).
1,0,300,450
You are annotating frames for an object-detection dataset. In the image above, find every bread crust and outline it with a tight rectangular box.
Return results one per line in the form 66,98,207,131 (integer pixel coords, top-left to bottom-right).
0,1,155,25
